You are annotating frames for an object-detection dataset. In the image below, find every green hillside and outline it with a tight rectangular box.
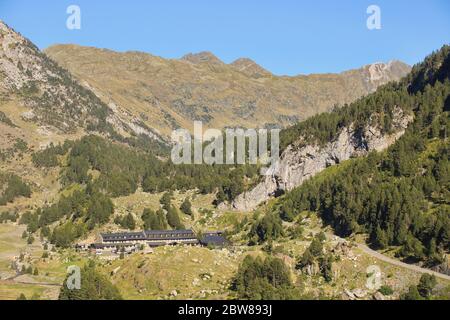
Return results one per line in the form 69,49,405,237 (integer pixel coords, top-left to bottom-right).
270,46,450,265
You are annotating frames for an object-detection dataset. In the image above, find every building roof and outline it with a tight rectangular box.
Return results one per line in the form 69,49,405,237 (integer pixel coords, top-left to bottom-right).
90,243,136,249
100,229,197,242
144,229,195,236
101,231,146,241
144,229,197,239
200,235,229,247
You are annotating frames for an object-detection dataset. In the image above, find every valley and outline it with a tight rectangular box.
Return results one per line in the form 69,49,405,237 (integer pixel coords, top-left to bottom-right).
0,18,449,301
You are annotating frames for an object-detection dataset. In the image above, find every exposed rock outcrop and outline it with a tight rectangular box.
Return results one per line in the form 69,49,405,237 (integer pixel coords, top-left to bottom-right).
230,107,413,211
363,61,411,92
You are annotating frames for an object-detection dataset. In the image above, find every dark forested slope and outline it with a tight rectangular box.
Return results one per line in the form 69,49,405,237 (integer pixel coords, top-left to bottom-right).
272,46,450,265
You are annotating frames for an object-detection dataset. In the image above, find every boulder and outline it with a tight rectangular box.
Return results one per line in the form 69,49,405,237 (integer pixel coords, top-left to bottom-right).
373,292,385,300
352,289,368,299
344,289,356,300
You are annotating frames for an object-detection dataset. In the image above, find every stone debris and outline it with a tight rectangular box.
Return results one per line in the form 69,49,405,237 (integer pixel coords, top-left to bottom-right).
352,289,367,298
373,292,385,300
343,288,368,300
344,289,356,300
192,278,200,286
112,266,121,275
201,273,212,281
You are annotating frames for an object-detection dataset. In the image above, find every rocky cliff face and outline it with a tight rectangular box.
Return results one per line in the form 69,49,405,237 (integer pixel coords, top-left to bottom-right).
230,107,413,211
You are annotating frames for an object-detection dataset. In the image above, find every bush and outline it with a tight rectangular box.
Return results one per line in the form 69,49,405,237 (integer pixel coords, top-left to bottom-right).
378,285,394,296
232,255,300,300
417,274,437,298
180,198,193,216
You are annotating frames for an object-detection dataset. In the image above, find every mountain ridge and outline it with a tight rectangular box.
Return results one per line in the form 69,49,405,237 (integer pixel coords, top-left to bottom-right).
45,43,411,137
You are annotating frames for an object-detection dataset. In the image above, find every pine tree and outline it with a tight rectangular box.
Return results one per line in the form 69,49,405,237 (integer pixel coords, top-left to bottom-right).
417,274,437,298
180,198,193,216
17,293,27,300
166,206,184,230
124,213,136,230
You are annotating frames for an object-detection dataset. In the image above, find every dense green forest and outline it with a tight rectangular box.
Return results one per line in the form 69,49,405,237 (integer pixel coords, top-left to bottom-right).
19,185,114,247
32,134,259,202
279,84,413,151
268,46,450,265
0,171,31,205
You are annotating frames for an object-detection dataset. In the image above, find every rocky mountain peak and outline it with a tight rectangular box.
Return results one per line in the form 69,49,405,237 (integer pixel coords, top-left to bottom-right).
230,58,272,78
362,60,411,90
0,20,149,140
0,19,44,91
181,51,224,65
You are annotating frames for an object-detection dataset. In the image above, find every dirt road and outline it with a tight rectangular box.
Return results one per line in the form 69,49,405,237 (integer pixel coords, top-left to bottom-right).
357,243,450,281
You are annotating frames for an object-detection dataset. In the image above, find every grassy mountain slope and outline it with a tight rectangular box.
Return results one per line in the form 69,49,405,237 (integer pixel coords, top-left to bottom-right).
45,45,410,137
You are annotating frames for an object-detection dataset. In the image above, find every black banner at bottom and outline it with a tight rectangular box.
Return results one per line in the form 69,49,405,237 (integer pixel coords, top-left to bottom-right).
1,300,447,319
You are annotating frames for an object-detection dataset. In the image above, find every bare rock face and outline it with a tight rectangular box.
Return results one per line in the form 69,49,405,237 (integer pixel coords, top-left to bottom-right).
360,61,412,93
0,20,110,133
230,107,413,211
0,20,51,91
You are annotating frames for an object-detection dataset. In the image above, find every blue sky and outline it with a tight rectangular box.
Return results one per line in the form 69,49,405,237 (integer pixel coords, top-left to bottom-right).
1,0,449,75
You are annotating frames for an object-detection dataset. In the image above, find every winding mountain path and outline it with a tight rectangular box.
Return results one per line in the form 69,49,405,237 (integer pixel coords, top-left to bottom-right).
356,244,450,281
